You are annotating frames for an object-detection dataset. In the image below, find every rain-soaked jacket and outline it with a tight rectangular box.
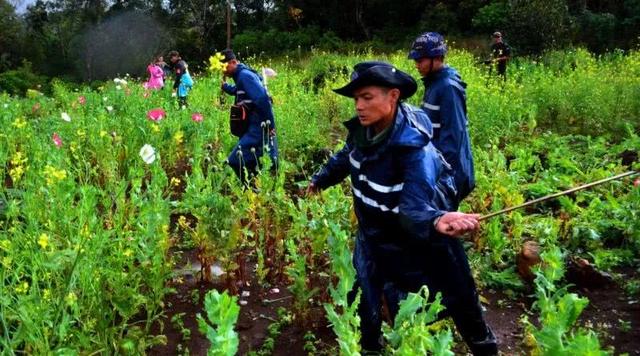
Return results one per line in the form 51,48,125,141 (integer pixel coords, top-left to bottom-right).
421,66,475,203
223,63,278,168
312,103,486,351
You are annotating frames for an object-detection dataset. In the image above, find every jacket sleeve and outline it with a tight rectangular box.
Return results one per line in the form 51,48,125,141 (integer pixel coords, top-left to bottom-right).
397,147,447,243
222,82,237,95
439,85,474,199
241,72,274,122
311,141,352,190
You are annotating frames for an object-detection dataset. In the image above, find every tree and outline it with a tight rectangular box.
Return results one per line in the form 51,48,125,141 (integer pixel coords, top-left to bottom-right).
0,0,24,71
507,0,574,54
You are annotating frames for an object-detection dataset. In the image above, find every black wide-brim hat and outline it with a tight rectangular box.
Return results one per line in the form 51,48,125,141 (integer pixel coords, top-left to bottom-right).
333,61,417,100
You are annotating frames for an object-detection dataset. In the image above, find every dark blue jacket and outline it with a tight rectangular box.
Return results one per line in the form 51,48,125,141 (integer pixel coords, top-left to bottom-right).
421,67,475,202
223,64,278,165
312,103,457,247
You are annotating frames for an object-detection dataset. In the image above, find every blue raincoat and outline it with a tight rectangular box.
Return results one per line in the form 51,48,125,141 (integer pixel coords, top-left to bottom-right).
312,103,491,352
223,64,278,178
420,66,475,203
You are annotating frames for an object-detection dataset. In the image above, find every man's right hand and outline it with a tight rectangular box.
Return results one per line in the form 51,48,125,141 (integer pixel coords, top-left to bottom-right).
435,212,480,237
305,182,320,196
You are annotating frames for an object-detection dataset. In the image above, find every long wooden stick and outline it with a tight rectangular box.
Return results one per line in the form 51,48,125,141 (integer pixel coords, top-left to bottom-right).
479,171,639,221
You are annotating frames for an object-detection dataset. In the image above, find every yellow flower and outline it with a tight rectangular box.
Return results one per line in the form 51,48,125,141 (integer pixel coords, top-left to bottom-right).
38,233,50,249
170,177,181,187
123,249,133,258
76,129,86,138
12,116,27,129
43,165,67,186
70,141,78,154
65,292,77,306
208,52,227,74
99,130,108,138
2,256,12,268
0,239,11,251
178,215,190,230
174,130,184,145
151,124,160,133
43,289,51,301
15,281,29,294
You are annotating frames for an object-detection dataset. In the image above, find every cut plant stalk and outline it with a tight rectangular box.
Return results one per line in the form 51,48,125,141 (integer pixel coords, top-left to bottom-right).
479,171,639,221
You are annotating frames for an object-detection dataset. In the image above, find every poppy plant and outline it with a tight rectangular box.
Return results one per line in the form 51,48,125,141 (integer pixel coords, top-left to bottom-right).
147,108,166,122
52,133,63,148
191,112,204,122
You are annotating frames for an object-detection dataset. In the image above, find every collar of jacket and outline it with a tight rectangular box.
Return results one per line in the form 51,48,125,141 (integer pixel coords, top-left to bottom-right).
421,65,454,85
343,103,431,152
231,63,249,80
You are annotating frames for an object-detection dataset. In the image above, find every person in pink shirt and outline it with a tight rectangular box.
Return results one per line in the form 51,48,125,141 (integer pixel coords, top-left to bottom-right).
143,56,165,90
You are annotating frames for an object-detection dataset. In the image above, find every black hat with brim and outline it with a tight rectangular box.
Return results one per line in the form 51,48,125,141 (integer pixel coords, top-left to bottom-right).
333,61,417,100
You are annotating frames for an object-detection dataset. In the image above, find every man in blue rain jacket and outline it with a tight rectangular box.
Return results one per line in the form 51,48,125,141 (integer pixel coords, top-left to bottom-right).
408,32,475,205
308,61,497,355
221,49,278,183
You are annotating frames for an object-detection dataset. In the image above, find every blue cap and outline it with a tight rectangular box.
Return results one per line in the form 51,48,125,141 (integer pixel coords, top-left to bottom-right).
408,32,447,59
333,61,417,99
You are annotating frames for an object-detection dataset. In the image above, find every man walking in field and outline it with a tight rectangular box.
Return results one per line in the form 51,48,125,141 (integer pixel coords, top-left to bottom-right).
220,49,278,184
308,61,497,355
490,31,511,80
408,32,475,206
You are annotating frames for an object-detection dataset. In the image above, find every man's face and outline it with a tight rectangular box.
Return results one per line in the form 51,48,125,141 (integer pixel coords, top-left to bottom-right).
414,57,434,77
493,36,502,44
353,86,399,127
223,60,238,76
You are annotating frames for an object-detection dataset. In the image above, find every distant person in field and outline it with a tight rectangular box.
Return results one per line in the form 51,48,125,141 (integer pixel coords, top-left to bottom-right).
490,31,511,80
307,61,497,355
220,49,278,184
408,31,475,207
143,55,165,90
168,50,193,108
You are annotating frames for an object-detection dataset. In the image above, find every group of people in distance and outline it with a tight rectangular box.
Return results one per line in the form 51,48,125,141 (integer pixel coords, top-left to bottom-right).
143,50,193,108
146,31,510,355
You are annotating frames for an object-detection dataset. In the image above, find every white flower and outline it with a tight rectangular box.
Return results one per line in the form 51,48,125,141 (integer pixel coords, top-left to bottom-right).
106,106,113,112
262,67,277,78
103,96,108,101
61,112,71,122
113,78,120,84
115,85,122,90
3,104,8,108
139,144,156,164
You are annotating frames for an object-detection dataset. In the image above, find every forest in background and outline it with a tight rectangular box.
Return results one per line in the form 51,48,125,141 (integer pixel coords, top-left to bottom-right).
1,0,640,90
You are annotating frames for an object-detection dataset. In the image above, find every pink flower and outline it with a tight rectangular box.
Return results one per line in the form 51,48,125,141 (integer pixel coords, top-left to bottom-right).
52,133,63,148
78,96,86,105
147,108,166,121
634,178,639,188
191,112,204,122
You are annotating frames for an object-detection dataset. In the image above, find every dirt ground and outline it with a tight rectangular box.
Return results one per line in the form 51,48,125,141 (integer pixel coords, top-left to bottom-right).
148,250,640,356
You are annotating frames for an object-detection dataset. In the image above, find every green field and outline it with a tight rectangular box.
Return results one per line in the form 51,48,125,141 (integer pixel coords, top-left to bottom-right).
1,48,639,355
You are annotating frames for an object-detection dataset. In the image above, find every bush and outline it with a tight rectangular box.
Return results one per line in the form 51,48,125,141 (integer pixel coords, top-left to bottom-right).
0,61,49,96
233,26,345,56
